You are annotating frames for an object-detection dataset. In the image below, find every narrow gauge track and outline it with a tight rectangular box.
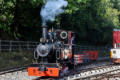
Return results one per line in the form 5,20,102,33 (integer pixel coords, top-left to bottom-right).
88,67,120,80
0,64,31,75
103,71,120,80
60,64,120,80
33,57,112,80
0,57,111,80
34,62,113,80
0,66,27,75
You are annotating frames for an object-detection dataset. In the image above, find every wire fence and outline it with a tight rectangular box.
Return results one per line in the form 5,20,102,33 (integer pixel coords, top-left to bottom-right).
0,40,111,53
0,40,39,52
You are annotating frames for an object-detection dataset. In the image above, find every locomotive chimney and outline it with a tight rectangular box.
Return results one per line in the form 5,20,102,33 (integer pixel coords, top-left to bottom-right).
42,25,47,39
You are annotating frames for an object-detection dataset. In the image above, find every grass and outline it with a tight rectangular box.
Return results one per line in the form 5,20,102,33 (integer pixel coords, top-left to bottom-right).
0,51,34,70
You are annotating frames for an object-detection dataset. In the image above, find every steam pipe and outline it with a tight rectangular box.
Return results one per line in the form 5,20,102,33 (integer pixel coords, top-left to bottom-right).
42,26,47,39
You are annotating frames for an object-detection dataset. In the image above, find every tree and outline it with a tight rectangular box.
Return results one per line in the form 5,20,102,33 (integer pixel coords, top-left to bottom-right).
0,0,15,39
0,0,120,45
61,0,120,45
0,0,44,40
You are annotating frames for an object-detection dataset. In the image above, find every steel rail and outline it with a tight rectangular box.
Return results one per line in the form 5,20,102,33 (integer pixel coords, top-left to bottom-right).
0,64,31,75
0,67,27,75
61,64,120,80
90,69,120,80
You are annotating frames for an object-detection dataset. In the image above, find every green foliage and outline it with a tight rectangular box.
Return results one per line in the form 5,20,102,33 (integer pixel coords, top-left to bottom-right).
0,0,15,37
30,0,45,7
0,0,120,45
61,0,120,45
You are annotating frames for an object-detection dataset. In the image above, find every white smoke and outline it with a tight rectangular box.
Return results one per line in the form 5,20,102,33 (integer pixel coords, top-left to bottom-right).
40,0,68,26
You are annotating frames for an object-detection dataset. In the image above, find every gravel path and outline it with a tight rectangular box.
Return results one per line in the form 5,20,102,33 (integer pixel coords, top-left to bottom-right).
0,70,39,80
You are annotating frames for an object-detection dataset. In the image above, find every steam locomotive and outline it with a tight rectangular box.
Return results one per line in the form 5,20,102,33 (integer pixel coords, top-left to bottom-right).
28,26,98,77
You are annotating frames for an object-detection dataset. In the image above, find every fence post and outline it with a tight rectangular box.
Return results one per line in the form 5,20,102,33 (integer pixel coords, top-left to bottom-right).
27,41,29,50
9,41,12,52
19,41,21,51
0,40,1,53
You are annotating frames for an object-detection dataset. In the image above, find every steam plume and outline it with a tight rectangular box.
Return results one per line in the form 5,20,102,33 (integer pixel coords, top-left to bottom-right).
40,0,68,26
